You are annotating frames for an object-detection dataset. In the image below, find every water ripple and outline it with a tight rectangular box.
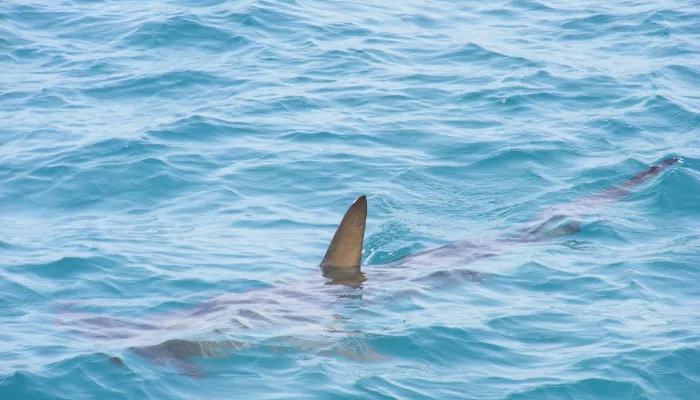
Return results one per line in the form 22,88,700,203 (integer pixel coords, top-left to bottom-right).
1,0,700,399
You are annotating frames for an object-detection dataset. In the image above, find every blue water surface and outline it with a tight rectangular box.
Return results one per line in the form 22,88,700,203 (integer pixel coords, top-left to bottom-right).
2,0,700,398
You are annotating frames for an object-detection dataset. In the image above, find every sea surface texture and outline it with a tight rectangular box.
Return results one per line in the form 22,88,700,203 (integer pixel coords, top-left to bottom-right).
2,0,700,399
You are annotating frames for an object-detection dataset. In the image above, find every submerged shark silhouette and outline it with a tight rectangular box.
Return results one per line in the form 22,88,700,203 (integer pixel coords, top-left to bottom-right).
59,157,680,376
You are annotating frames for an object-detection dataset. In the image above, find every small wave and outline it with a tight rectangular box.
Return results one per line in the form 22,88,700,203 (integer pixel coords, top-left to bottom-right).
436,43,541,69
508,0,557,12
81,70,228,100
560,13,616,31
147,115,258,144
10,256,118,280
504,378,644,400
639,95,700,130
118,15,250,51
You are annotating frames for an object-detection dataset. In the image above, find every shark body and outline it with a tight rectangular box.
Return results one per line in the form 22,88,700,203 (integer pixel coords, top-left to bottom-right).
59,157,680,376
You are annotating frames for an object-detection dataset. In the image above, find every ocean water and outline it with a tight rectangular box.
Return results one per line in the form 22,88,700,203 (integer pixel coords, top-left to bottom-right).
2,0,700,398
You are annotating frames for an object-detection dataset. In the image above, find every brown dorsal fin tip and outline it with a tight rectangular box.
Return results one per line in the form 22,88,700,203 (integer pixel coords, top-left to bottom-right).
321,195,367,268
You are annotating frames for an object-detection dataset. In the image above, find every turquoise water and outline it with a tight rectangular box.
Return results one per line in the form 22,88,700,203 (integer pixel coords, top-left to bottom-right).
2,0,700,398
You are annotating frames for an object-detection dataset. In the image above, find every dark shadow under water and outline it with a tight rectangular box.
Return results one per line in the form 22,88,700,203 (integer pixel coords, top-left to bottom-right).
55,158,680,376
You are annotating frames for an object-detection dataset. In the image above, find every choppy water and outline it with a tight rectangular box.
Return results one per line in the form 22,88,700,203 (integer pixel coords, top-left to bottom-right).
2,0,700,398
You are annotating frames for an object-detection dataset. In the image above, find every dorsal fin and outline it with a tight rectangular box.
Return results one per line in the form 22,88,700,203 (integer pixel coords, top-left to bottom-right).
321,195,367,268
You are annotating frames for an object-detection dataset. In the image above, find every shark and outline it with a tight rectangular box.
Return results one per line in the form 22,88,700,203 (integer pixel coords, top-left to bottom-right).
58,157,681,376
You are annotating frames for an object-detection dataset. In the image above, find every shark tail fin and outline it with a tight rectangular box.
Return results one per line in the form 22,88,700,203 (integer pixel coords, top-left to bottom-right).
622,157,680,188
321,195,367,268
508,157,681,243
595,157,681,200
